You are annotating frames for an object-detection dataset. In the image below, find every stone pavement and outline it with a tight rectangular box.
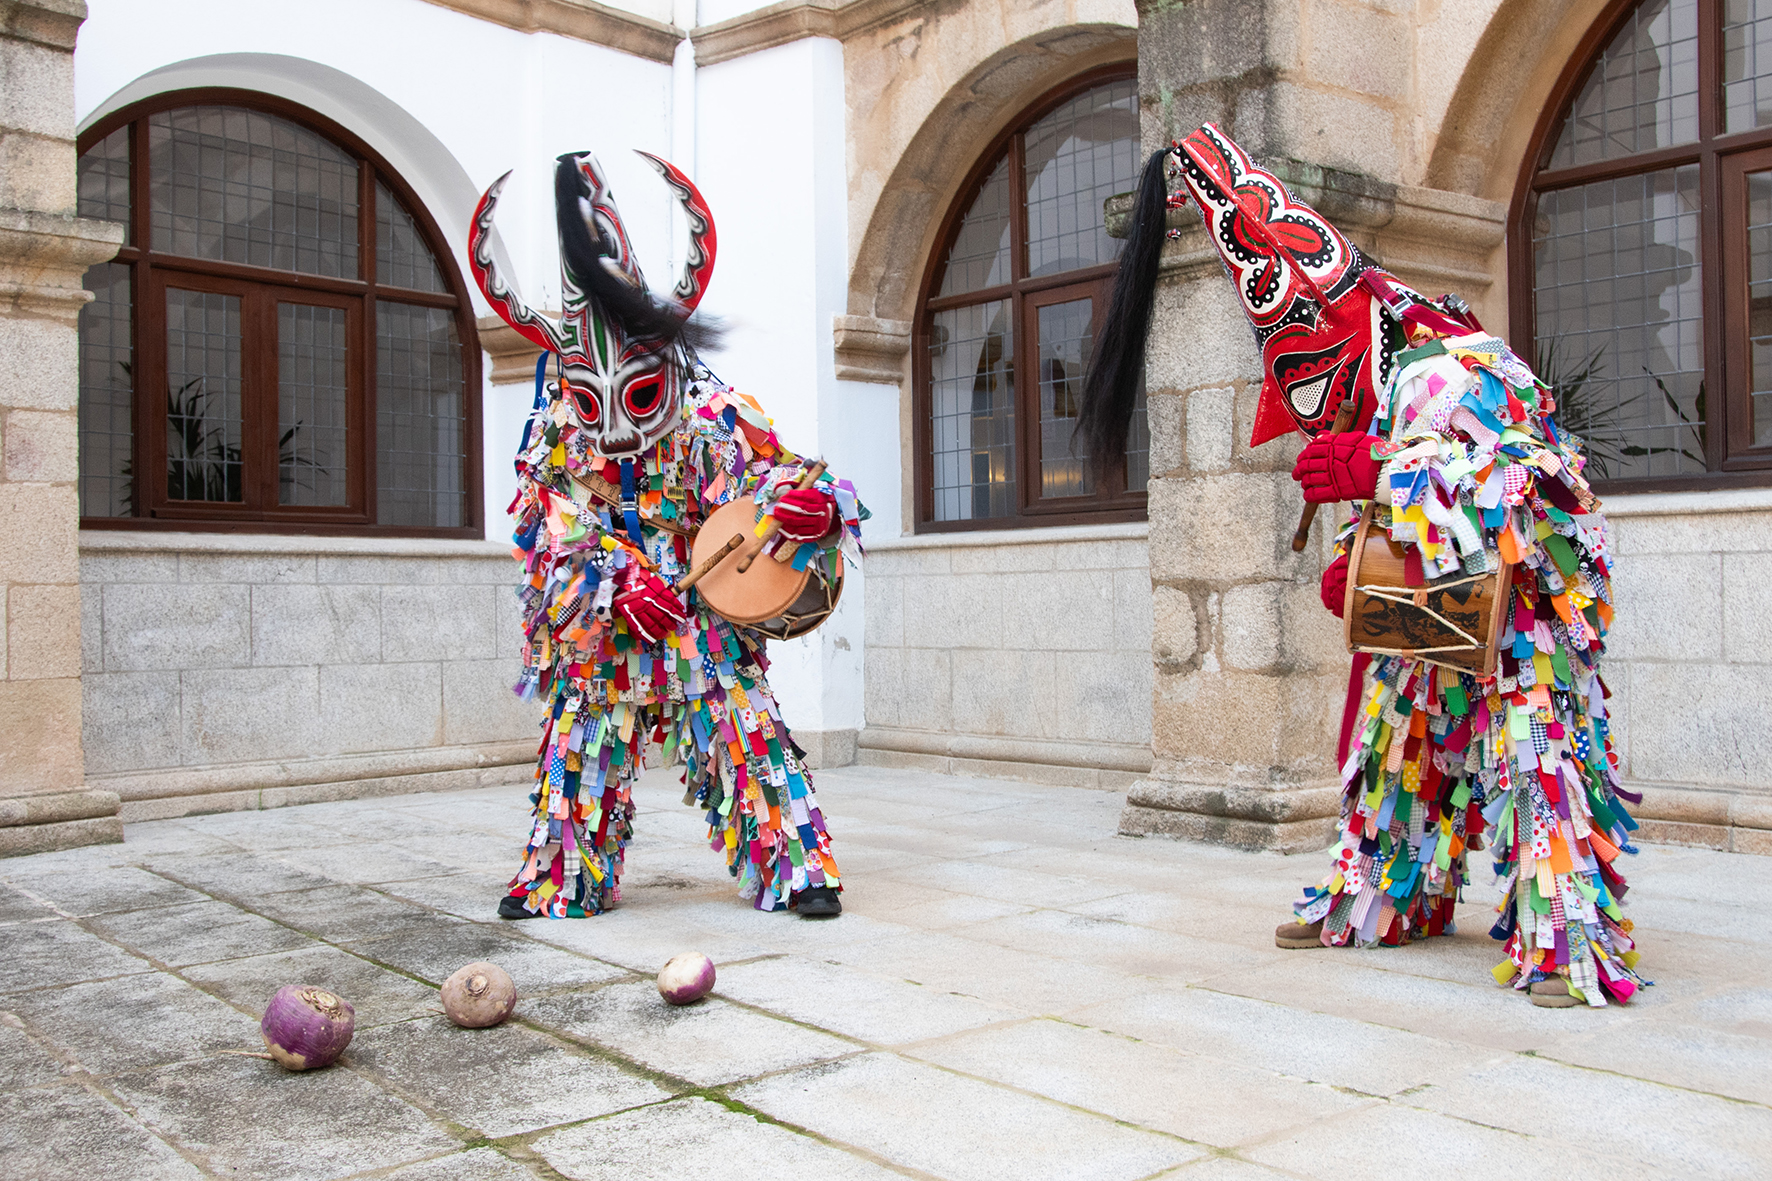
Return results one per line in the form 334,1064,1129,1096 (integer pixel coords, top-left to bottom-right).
1,765,1768,1181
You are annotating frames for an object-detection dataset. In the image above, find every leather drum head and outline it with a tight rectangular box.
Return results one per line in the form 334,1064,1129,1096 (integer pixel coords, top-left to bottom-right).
691,498,808,625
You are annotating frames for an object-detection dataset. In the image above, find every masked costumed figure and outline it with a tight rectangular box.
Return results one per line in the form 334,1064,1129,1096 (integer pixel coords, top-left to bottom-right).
470,151,865,919
1081,125,1646,1008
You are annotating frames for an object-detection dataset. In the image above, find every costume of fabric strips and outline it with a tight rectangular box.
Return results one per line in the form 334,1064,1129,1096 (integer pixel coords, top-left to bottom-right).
467,149,865,919
504,378,865,917
1081,122,1645,1007
1291,333,1645,1006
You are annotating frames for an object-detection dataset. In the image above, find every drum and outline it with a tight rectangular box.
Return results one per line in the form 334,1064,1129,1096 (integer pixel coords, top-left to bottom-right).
1343,503,1512,677
689,497,844,640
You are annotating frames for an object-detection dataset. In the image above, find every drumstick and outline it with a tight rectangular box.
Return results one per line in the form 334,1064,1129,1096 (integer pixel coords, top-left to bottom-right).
736,461,828,574
1291,398,1363,553
675,533,747,592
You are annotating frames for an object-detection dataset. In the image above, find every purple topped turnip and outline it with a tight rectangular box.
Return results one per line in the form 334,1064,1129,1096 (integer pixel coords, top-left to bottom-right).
261,985,354,1070
440,962,517,1028
657,953,715,1005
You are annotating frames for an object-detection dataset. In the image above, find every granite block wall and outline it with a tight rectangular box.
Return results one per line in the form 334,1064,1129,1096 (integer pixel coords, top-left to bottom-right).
858,524,1152,790
79,534,541,820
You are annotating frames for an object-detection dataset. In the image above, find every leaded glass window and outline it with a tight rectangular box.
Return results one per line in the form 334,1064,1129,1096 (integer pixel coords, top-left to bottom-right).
74,95,478,532
918,71,1147,529
1523,0,1772,487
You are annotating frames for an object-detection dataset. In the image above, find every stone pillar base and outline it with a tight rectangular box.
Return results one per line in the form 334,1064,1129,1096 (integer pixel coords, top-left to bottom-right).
795,729,858,770
1119,779,1339,854
0,789,123,857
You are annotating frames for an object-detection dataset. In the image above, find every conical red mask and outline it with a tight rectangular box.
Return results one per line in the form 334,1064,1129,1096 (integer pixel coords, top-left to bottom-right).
1174,124,1405,445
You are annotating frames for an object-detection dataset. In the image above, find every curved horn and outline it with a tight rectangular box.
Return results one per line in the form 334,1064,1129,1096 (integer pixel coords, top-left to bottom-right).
469,171,566,355
636,151,717,316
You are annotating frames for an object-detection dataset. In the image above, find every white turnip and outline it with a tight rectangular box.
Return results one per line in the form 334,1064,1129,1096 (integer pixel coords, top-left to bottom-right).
440,961,517,1028
657,953,715,1005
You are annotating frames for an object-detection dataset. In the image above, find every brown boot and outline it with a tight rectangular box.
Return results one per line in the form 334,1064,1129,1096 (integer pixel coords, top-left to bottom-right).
1528,976,1583,1008
1275,919,1325,949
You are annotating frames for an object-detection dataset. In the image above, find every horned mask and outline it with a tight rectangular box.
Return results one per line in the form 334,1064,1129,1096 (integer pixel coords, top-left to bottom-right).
469,151,716,458
1175,124,1463,446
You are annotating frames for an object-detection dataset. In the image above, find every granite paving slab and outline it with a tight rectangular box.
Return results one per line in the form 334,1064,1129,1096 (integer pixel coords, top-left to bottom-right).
86,899,315,968
0,1084,203,1181
0,1015,69,1093
0,920,151,994
532,1096,906,1181
0,765,1765,1178
732,1051,1201,1181
345,1016,667,1138
0,865,209,917
107,1055,461,1181
521,981,861,1087
181,945,442,1029
340,916,628,993
378,1146,549,1180
903,1015,1371,1147
4,973,259,1075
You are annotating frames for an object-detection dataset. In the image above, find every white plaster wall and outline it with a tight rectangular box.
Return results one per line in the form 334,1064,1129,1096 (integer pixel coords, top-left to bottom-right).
693,35,882,742
75,0,678,542
71,3,879,766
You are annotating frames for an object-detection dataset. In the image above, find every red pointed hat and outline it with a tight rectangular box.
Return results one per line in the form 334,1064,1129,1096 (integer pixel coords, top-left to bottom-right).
1172,124,1402,446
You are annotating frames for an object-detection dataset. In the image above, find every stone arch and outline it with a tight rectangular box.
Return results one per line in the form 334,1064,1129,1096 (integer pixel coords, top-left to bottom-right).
1423,0,1617,200
844,24,1138,336
77,52,488,314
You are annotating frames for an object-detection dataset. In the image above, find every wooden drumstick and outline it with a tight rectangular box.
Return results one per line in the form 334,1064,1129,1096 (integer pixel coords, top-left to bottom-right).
736,461,828,574
675,533,747,593
1291,398,1363,553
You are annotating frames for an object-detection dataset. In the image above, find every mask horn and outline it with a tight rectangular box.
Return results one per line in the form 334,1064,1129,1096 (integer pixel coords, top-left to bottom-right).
636,151,717,318
469,172,568,355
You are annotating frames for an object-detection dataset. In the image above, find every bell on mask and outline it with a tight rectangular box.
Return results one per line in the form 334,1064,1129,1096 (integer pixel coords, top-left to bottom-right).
468,149,718,459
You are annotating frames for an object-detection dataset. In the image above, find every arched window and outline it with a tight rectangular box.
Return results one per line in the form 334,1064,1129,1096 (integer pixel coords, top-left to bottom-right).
914,67,1146,531
76,92,479,533
1514,0,1772,489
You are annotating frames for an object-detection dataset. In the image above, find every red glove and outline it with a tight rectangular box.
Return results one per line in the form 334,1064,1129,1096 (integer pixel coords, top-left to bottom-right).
614,567,686,644
1320,552,1350,618
772,486,837,543
1292,432,1384,503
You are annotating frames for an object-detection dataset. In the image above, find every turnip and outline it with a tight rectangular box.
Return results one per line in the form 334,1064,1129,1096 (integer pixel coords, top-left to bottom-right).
260,985,354,1070
440,961,517,1028
657,953,715,1005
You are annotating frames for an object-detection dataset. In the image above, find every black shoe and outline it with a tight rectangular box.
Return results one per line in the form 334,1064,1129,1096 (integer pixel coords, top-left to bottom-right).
498,895,536,920
795,886,841,918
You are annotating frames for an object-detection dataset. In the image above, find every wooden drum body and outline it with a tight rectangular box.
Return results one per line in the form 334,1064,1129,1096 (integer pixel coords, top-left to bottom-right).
690,498,844,641
1343,504,1512,678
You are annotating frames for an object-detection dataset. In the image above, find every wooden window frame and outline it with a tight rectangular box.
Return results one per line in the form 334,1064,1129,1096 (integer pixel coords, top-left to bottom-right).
1508,0,1772,493
912,63,1147,534
77,88,483,537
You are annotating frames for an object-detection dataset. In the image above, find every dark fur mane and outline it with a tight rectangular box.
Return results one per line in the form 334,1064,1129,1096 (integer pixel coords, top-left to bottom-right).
1076,148,1173,472
555,157,721,351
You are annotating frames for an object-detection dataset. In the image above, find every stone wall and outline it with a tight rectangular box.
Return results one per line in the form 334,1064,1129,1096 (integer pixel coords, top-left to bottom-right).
858,524,1151,789
1603,492,1772,853
1121,0,1772,854
79,533,541,821
0,0,124,855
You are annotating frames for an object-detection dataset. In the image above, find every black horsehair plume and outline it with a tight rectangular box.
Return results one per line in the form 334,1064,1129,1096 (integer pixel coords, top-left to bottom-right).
1077,147,1173,475
554,157,723,352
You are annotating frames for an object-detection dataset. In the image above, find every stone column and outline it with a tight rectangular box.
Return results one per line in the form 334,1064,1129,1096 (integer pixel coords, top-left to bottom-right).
1118,0,1503,852
0,0,125,855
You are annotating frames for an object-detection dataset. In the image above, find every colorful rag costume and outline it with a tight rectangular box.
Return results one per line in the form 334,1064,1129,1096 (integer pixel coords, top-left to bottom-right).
1086,125,1645,1006
470,151,865,917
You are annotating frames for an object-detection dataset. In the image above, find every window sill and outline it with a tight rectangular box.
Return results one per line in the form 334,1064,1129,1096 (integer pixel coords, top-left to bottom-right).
870,520,1149,551
1600,487,1772,519
78,529,512,559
